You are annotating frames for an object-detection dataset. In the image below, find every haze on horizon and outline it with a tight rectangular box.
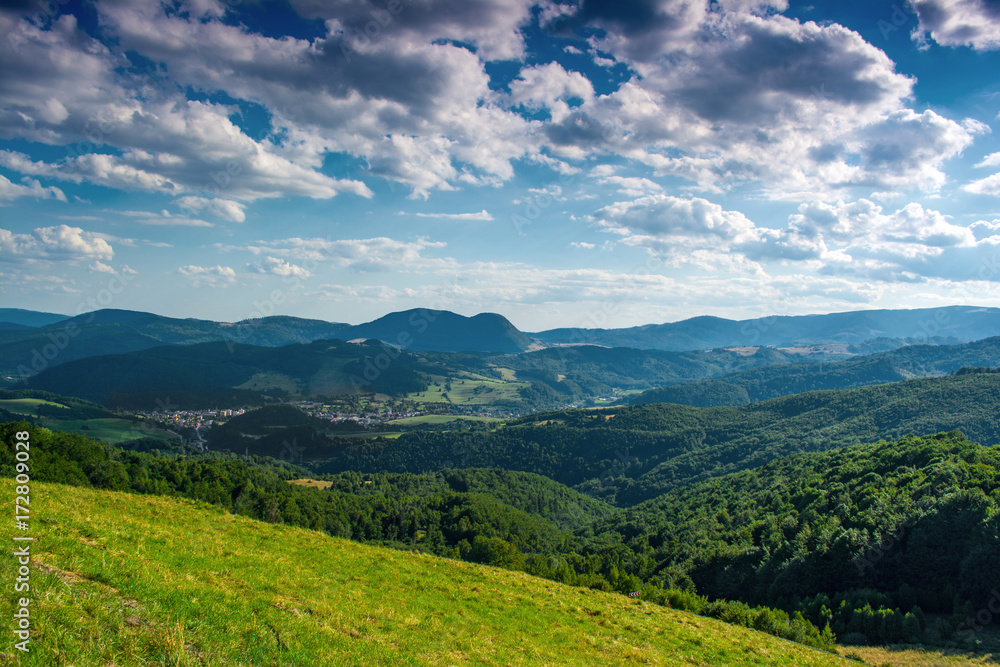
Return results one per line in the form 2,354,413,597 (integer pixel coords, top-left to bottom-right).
2,0,1000,331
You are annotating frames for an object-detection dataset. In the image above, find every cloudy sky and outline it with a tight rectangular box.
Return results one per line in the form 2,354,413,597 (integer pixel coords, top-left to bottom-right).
1,0,999,330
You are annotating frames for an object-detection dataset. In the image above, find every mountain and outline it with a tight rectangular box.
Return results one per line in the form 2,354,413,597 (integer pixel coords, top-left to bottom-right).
629,336,1000,406
0,307,68,327
20,338,435,408
0,478,851,665
0,309,351,381
532,305,1000,351
344,308,533,353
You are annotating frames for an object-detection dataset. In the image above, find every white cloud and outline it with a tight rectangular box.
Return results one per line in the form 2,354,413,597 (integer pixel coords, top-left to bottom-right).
413,210,493,221
963,172,1000,196
975,151,1000,168
248,256,312,279
0,15,373,201
0,174,66,203
596,175,663,197
509,63,594,122
0,224,113,262
176,264,236,286
592,194,989,282
909,0,1000,50
175,196,246,223
115,209,214,228
227,236,450,273
92,1,534,197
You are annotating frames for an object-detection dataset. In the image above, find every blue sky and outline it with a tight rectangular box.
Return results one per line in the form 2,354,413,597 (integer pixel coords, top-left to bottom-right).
1,0,999,331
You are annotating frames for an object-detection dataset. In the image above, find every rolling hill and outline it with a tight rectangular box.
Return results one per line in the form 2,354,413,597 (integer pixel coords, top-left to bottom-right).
315,372,1000,505
19,338,436,408
0,309,351,381
588,431,1000,648
0,481,852,666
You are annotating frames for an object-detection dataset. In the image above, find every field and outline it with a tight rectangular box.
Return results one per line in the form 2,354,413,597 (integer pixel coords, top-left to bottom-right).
0,398,70,411
406,373,530,406
36,417,179,445
845,646,998,666
0,481,856,666
287,478,335,490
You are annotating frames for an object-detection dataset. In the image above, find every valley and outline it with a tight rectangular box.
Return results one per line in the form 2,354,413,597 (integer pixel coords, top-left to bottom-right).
3,306,1000,666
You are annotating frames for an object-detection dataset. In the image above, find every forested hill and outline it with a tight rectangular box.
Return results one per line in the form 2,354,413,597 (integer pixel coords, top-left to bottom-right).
630,336,1000,407
316,371,1000,504
588,430,1000,646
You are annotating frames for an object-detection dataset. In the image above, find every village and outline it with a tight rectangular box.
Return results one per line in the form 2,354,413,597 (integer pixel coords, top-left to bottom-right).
125,398,522,449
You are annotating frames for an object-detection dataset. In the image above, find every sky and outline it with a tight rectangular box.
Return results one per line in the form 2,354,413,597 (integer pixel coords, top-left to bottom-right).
1,0,1000,332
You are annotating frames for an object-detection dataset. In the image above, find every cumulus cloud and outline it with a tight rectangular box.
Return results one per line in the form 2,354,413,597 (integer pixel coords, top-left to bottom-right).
0,15,373,201
595,175,663,197
0,224,113,262
509,62,594,122
0,174,66,202
909,0,1000,50
592,194,988,282
91,1,533,197
963,172,1000,196
536,6,965,198
176,196,247,223
248,256,312,279
975,151,1000,168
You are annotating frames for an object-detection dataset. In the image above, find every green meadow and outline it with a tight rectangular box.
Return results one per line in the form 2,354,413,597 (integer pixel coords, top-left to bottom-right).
0,481,854,666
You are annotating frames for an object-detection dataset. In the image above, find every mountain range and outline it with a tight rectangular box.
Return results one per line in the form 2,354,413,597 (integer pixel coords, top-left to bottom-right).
4,305,1000,382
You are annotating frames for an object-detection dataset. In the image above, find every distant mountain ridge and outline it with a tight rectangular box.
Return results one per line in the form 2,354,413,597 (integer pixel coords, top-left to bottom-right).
0,308,69,327
4,305,1000,381
530,305,1000,350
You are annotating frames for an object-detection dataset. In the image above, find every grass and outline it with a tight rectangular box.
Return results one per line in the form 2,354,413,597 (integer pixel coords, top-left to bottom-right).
0,398,70,412
0,481,856,666
843,645,998,666
407,375,529,406
287,478,335,490
36,417,180,446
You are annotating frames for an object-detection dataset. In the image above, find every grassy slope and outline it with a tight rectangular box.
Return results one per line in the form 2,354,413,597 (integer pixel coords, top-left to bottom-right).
0,482,852,667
